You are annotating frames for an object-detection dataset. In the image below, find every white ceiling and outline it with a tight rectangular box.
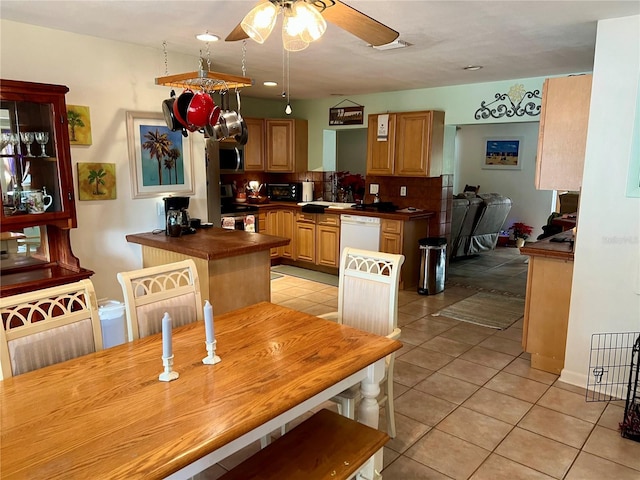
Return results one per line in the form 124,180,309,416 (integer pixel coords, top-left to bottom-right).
1,1,638,100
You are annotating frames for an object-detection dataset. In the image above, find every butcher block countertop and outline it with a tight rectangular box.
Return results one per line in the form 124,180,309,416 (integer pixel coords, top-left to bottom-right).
519,230,575,261
126,228,290,261
252,202,436,221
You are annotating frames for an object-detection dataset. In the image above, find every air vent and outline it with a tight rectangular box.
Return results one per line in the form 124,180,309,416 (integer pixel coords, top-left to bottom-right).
371,40,411,51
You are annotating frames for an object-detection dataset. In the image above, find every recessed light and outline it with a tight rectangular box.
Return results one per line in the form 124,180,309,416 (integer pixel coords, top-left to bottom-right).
263,81,278,87
463,65,483,71
196,32,220,42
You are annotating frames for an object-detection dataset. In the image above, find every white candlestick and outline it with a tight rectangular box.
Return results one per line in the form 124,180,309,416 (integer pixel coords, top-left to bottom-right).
204,300,214,343
162,312,172,359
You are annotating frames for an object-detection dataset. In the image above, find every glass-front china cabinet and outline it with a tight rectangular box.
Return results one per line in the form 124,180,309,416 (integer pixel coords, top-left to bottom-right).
0,79,92,296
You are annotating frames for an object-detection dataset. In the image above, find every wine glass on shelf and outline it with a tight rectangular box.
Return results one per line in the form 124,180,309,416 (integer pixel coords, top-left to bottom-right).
35,131,49,157
0,132,10,153
8,133,20,156
20,132,35,157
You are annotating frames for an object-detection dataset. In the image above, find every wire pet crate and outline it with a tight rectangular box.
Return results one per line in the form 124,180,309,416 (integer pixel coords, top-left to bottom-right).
587,332,640,441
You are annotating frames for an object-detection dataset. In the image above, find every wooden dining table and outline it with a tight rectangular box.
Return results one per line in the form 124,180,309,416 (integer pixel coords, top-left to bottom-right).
0,301,401,479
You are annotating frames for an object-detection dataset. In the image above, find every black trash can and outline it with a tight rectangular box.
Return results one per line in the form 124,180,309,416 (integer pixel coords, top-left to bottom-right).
418,237,447,295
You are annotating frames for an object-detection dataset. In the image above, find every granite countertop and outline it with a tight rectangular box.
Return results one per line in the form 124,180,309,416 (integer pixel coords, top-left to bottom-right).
126,228,290,261
251,202,436,221
519,230,575,261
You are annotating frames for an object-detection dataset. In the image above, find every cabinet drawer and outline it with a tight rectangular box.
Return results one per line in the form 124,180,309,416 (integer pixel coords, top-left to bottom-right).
317,214,340,227
296,212,316,223
381,219,402,234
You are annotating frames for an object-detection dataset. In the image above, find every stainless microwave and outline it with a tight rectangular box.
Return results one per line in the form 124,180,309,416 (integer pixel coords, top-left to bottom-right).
267,183,302,202
219,142,244,173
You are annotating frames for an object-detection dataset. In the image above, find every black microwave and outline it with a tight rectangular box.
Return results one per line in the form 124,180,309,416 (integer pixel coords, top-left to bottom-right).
267,183,302,202
219,142,244,173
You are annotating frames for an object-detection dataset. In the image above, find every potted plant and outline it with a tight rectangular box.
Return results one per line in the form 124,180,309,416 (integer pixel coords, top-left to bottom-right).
509,222,533,247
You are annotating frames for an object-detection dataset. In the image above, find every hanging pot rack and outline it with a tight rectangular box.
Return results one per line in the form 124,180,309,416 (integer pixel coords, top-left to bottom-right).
155,68,253,91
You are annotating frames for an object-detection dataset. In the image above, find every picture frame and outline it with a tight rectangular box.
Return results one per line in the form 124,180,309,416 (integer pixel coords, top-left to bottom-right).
67,105,92,146
77,162,116,200
482,137,523,170
126,111,194,199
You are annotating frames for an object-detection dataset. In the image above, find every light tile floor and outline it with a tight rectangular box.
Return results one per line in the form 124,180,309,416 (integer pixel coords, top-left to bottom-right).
197,248,640,479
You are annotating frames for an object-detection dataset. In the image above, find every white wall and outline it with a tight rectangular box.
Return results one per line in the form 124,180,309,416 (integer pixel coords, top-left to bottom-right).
561,15,640,388
454,123,554,239
0,20,284,301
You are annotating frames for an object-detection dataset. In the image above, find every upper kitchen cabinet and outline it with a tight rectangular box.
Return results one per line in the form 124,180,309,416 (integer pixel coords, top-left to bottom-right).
265,118,308,172
535,74,593,191
243,117,265,171
366,113,396,175
0,79,92,296
366,111,445,177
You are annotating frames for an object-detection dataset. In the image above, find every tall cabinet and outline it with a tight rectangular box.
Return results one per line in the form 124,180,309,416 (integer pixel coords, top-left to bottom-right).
0,79,92,296
535,74,593,191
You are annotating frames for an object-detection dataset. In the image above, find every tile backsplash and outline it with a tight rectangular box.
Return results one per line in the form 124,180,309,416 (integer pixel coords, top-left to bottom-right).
221,172,453,239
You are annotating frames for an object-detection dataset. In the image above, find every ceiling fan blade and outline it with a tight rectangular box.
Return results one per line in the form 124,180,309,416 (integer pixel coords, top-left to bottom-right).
225,21,249,42
225,0,271,42
319,0,399,46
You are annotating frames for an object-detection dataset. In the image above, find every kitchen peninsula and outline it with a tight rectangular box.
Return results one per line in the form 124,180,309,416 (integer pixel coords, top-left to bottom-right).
519,229,575,374
126,228,289,315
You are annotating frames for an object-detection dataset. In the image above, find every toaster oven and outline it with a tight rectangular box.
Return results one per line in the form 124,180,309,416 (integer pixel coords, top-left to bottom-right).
266,183,302,202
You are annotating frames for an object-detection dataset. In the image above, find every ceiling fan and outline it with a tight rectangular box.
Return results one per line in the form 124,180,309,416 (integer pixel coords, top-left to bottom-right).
225,0,399,48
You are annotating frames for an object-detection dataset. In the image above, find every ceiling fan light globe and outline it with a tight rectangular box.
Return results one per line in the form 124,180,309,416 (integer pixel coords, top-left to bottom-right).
294,1,326,42
241,2,278,44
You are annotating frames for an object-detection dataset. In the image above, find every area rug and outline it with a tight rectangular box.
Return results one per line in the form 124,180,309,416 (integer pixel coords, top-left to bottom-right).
271,265,339,287
270,272,284,280
433,292,525,330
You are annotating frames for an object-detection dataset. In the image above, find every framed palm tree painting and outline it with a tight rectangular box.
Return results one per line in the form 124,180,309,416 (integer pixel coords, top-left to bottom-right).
126,111,194,199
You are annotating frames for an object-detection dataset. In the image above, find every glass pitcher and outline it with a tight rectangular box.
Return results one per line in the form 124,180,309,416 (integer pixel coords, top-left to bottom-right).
166,208,183,237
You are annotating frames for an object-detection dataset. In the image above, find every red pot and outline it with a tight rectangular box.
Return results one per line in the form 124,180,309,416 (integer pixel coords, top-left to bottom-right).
186,91,214,128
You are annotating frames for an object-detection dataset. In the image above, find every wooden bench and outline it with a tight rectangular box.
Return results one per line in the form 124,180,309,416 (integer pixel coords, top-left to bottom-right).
218,409,389,480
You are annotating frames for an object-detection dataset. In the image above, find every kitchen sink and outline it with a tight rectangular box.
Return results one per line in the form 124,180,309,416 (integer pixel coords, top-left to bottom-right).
297,201,356,210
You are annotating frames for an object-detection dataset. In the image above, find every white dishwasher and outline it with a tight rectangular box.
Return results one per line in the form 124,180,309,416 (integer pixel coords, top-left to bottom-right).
340,214,381,256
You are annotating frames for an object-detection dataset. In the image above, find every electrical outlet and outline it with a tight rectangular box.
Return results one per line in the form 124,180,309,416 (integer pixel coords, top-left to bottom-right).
157,201,165,217
400,186,407,197
369,183,379,195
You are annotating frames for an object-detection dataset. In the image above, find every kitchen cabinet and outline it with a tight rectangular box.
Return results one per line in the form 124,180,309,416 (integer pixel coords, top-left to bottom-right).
316,214,340,268
295,212,340,268
366,113,396,175
366,111,444,177
267,208,294,258
379,217,430,289
535,74,592,191
295,212,315,263
243,117,265,171
0,79,92,296
265,119,308,172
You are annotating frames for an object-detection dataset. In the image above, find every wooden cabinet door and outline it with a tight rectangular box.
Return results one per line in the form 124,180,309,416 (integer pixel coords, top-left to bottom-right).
535,75,592,191
243,117,264,171
266,210,280,258
295,222,315,263
317,224,339,267
395,111,444,177
380,219,403,254
265,119,308,172
279,209,295,259
366,113,396,175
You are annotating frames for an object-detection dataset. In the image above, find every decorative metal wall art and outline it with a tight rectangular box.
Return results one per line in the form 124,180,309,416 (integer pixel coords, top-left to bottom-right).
329,99,364,125
475,83,541,120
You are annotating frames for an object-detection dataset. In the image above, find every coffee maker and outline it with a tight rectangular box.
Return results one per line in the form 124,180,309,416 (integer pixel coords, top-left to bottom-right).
163,196,195,236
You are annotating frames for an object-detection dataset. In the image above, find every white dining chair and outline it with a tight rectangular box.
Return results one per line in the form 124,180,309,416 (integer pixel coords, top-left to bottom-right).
117,259,203,340
0,279,103,380
322,247,405,438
